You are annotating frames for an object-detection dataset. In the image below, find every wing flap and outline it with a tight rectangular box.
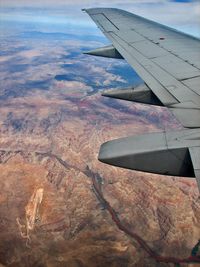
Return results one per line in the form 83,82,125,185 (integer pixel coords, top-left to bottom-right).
170,108,200,128
189,147,200,189
152,54,200,80
182,76,200,96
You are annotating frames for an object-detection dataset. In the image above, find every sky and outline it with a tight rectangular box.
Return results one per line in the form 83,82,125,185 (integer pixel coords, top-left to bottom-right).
0,0,200,37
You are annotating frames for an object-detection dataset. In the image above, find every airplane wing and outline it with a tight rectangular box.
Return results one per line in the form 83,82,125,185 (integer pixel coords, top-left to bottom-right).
83,8,200,191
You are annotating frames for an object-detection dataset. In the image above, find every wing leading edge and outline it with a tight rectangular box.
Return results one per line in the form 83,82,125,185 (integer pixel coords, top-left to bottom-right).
83,8,200,191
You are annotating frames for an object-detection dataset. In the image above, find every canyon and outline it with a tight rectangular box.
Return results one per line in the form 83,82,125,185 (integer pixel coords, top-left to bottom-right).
0,88,199,267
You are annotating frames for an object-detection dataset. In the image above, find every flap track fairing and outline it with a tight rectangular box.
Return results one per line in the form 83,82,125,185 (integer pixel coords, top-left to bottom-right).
99,128,200,189
102,84,163,106
84,45,123,59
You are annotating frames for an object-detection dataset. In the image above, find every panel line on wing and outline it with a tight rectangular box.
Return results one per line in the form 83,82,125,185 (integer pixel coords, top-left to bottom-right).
92,13,119,31
130,28,200,71
92,10,200,72
110,31,200,106
109,33,179,105
107,32,180,103
113,30,200,80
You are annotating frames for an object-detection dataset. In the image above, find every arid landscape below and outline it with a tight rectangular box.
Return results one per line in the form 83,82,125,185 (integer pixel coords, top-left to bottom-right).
0,84,199,267
0,7,199,267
